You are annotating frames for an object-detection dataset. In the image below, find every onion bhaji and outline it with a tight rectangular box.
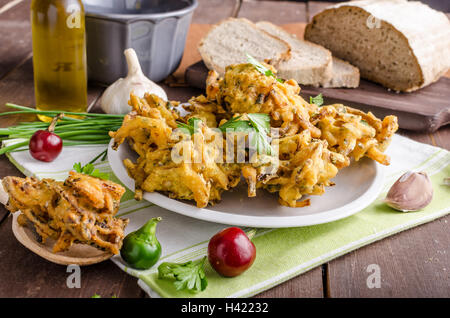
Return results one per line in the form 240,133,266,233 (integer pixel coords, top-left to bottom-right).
2,172,128,254
110,62,398,208
110,93,241,208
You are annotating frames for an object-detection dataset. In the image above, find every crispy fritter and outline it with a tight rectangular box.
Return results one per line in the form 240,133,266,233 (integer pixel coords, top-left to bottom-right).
311,104,398,165
2,172,128,254
243,130,348,207
204,64,321,137
111,62,398,208
110,94,241,208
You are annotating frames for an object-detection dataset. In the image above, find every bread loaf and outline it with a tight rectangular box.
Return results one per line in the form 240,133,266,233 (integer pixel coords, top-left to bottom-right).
198,18,291,76
323,57,360,88
304,0,450,92
255,21,333,86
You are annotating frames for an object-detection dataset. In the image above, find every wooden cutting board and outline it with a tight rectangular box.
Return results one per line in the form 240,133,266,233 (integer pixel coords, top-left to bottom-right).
178,24,450,132
185,60,450,132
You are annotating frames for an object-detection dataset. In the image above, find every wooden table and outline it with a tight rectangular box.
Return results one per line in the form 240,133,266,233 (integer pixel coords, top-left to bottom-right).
0,0,448,298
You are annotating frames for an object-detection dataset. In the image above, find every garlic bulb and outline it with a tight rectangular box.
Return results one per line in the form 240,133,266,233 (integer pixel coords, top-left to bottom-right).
100,48,167,114
384,171,433,212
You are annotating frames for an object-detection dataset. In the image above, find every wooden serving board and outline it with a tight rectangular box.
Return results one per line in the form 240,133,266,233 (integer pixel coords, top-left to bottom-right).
185,61,450,132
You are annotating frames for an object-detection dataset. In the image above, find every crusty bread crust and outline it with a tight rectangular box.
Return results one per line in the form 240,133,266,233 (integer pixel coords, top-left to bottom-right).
198,18,291,75
305,0,450,92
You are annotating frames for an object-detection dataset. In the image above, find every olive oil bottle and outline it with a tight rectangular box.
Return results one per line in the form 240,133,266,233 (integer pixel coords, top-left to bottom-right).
31,0,87,121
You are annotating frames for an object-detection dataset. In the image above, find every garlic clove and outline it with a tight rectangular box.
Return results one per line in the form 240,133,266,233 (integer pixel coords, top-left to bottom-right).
384,171,433,212
100,48,167,114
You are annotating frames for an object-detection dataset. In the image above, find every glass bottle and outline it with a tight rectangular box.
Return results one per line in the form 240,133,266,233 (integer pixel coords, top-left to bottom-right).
31,0,87,121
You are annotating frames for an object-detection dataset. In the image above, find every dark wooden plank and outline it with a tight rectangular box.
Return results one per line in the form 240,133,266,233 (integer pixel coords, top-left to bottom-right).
256,267,324,298
327,215,450,297
433,125,450,150
0,216,144,298
238,0,307,23
398,129,433,148
0,0,24,14
300,79,450,133
0,0,32,80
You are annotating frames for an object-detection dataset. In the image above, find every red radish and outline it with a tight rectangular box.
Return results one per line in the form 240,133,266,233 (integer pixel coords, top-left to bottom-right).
208,227,256,277
29,114,63,162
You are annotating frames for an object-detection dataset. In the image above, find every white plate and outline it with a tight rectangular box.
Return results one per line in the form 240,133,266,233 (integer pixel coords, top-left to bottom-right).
108,140,384,228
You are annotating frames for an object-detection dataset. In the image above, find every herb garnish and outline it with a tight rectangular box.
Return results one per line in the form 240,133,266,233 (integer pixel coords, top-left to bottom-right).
247,113,272,155
309,93,324,106
219,113,273,155
177,114,273,155
176,117,202,135
73,162,109,180
246,53,284,83
158,257,208,293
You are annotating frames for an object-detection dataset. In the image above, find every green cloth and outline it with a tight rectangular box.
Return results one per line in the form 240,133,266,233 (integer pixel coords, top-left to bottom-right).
5,135,450,297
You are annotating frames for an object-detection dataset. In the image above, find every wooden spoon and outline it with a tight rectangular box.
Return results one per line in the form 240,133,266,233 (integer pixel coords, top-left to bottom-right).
0,181,112,266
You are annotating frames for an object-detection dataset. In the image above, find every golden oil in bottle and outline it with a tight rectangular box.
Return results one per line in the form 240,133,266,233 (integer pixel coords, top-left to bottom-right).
31,0,87,121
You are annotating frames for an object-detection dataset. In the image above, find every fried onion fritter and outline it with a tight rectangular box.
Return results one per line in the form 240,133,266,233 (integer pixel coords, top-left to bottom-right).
2,172,128,254
110,94,241,208
203,64,321,137
110,62,398,208
311,104,398,165
243,130,348,207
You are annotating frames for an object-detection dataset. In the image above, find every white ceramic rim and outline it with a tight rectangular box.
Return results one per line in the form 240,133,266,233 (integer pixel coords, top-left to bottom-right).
108,139,385,228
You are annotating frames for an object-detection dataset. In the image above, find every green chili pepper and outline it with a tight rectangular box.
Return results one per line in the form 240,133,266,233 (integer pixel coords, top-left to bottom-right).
120,217,162,269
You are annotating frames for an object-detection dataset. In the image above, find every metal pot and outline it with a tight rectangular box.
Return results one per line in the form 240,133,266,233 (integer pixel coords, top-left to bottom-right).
83,0,197,85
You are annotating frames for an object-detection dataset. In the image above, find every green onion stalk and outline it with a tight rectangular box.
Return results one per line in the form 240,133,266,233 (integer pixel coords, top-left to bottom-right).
0,103,125,155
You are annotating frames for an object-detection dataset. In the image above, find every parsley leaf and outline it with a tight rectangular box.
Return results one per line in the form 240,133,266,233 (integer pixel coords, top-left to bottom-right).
309,93,324,107
218,116,252,132
176,117,202,135
73,162,109,180
158,257,208,293
247,113,272,155
247,113,270,135
246,53,284,83
219,114,273,155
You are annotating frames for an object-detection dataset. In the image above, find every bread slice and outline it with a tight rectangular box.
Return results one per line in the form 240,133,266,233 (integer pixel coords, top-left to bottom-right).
198,18,291,76
323,57,360,88
256,21,333,86
304,0,450,92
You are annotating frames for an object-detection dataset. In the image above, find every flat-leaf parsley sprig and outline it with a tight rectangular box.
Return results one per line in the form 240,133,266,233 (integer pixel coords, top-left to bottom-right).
72,162,109,180
158,257,208,293
309,93,324,106
219,113,273,155
175,114,274,156
246,53,284,83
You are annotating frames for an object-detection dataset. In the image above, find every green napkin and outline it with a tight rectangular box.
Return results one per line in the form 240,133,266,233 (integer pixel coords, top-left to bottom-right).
4,135,450,297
